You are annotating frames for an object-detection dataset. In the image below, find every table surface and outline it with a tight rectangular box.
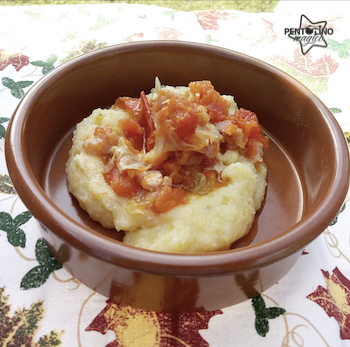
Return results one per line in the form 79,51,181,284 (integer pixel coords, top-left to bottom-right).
1,1,350,346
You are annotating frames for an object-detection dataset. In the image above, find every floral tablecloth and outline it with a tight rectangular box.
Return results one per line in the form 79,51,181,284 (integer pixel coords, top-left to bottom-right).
1,1,350,346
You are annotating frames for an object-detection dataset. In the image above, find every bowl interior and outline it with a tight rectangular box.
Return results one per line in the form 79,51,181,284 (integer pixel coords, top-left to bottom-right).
43,123,303,248
8,41,349,266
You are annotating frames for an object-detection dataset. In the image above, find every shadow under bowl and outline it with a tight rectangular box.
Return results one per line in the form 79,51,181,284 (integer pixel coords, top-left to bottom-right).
5,41,349,312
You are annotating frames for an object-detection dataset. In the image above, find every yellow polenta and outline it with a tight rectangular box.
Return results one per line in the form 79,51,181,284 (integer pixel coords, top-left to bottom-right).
66,81,267,253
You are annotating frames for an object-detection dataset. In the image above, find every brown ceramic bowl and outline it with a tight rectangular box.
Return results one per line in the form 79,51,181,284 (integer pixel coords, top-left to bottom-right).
5,41,349,312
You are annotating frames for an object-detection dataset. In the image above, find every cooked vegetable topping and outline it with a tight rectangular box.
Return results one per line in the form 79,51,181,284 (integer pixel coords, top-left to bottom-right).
83,79,269,213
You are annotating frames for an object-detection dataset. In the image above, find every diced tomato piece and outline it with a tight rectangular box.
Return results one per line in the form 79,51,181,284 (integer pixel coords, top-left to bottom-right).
151,185,188,213
233,108,269,147
113,97,143,120
189,81,229,122
157,96,199,142
239,108,257,121
174,110,198,141
114,92,157,152
118,118,144,151
245,138,265,165
189,80,214,100
234,109,258,137
104,165,139,198
205,103,227,122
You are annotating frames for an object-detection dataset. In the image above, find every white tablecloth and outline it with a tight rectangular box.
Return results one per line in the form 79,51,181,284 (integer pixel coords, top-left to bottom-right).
1,2,350,346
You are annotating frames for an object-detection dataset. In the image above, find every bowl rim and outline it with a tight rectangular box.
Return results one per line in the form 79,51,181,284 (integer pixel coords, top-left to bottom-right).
5,40,350,276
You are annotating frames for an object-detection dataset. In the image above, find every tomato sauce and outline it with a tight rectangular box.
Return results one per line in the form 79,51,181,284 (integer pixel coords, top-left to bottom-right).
150,185,188,214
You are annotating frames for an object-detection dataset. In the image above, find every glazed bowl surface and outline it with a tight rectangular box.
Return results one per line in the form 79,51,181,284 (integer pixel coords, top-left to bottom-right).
5,41,349,312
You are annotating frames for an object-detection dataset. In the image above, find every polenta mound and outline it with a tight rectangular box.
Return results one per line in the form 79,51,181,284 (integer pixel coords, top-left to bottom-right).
66,79,268,253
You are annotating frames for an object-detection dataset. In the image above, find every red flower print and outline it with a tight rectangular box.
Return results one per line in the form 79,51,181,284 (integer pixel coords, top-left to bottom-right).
124,33,144,42
196,10,235,31
271,48,339,77
156,27,184,40
307,267,350,340
0,49,30,72
258,19,277,44
86,300,222,347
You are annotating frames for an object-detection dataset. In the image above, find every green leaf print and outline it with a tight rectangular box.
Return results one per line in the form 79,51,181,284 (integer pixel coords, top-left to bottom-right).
0,211,32,248
252,295,286,337
330,107,342,114
0,287,64,346
163,10,177,20
0,117,9,139
326,38,350,59
7,227,26,248
330,203,346,226
206,34,219,44
30,54,57,75
35,238,62,272
21,238,62,290
89,14,117,30
31,53,58,74
21,266,51,290
2,77,34,99
14,210,32,227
